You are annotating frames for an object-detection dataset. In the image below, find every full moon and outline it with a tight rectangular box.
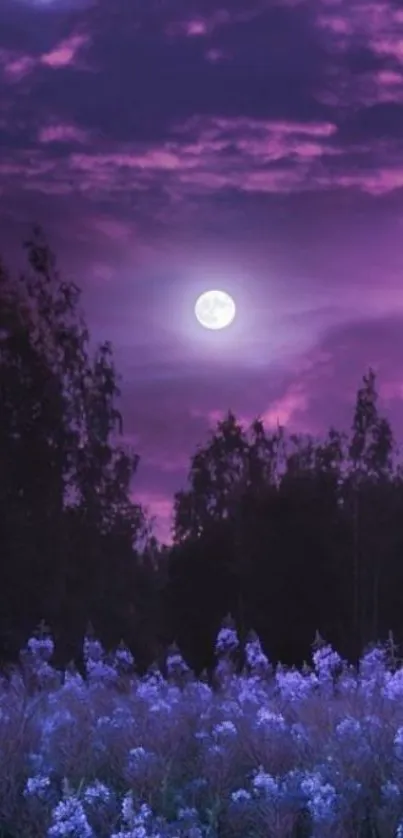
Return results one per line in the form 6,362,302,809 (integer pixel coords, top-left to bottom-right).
194,289,236,330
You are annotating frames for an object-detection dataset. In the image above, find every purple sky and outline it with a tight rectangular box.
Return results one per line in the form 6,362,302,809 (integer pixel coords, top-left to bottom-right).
1,0,403,542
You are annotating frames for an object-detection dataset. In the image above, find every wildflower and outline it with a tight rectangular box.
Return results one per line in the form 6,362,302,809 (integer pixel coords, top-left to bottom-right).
137,671,165,702
63,669,85,695
312,645,342,678
256,708,287,732
215,626,239,656
24,775,51,799
121,792,135,826
166,651,190,677
122,795,152,828
276,669,316,701
336,668,358,697
85,659,118,684
83,780,111,806
252,768,279,796
213,720,237,738
359,646,386,679
245,635,270,675
231,789,252,804
220,698,243,717
149,698,172,713
384,669,403,700
27,636,55,662
113,643,135,670
48,797,92,838
301,772,338,825
335,717,363,739
83,637,104,663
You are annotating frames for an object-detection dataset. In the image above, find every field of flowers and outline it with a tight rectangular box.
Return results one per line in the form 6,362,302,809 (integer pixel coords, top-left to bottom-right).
2,623,403,838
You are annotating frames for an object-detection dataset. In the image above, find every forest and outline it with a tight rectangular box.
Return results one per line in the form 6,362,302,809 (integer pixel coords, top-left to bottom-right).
1,228,403,677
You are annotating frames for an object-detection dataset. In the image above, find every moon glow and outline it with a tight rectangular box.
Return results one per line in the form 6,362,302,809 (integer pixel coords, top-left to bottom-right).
195,290,236,330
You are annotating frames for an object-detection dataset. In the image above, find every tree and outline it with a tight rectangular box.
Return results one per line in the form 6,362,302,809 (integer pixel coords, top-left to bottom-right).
169,408,352,669
344,368,398,655
0,228,151,662
168,371,403,671
173,411,286,542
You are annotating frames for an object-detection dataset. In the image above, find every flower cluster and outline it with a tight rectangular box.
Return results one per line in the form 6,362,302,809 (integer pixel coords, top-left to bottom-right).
4,626,403,838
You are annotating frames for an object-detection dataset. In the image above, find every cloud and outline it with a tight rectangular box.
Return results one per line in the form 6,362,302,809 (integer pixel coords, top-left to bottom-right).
2,111,403,213
261,382,311,431
40,33,89,68
38,122,89,143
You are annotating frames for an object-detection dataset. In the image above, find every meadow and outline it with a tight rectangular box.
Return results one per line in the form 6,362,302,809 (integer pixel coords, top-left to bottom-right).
2,623,403,838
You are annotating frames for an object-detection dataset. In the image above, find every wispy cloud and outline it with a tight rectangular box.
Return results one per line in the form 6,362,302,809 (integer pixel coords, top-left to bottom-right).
40,33,89,68
38,122,90,144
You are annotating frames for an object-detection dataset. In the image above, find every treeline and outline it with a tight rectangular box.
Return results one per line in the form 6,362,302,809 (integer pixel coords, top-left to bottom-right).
1,230,403,675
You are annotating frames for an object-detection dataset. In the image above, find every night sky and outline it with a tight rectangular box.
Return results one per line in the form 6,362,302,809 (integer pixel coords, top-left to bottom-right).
1,0,403,542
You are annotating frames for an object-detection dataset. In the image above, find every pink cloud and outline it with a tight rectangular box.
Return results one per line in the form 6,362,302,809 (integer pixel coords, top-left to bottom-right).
318,168,403,195
372,38,403,63
0,32,90,84
41,34,89,69
1,110,402,205
71,148,181,173
317,15,353,35
240,168,308,194
38,123,89,144
2,111,402,208
262,382,310,431
186,20,208,36
318,1,403,67
377,71,403,86
3,54,36,81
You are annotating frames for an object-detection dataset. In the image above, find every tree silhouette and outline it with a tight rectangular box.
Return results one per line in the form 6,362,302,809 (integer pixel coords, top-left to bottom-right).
168,369,403,671
343,368,399,655
0,229,154,664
